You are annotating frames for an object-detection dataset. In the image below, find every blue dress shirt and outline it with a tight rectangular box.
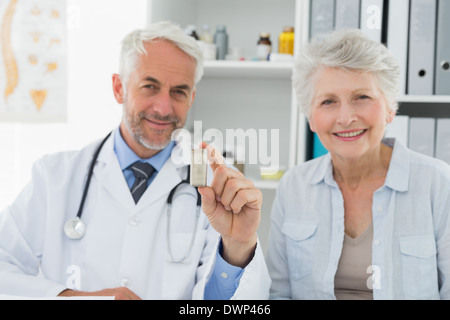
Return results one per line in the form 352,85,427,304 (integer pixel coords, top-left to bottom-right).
113,128,243,299
113,128,175,188
267,138,450,300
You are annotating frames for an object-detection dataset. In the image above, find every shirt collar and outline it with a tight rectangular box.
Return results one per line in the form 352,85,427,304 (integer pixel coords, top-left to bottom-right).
309,138,410,192
383,138,410,192
113,127,175,172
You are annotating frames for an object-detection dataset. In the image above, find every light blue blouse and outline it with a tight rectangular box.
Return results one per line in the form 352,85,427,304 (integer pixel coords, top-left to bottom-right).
267,138,450,300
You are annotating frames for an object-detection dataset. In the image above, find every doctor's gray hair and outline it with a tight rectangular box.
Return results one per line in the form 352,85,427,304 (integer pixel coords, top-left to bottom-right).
292,29,400,118
119,21,204,91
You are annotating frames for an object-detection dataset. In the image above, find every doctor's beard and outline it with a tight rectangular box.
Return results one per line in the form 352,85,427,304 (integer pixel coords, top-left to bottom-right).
122,107,184,151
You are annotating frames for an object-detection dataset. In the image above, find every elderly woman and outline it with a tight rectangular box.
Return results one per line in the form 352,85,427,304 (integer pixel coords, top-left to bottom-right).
267,29,450,300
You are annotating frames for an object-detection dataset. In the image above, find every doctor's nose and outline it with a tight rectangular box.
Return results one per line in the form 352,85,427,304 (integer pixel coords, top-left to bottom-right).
152,91,174,117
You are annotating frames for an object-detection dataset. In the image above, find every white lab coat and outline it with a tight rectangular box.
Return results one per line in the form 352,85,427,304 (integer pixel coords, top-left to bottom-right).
0,133,270,299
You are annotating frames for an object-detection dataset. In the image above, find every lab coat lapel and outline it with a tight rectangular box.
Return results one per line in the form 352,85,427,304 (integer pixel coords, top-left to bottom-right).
136,157,184,209
93,132,185,212
94,133,136,212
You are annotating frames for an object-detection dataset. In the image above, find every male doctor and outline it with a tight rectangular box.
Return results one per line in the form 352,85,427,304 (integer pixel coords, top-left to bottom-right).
0,21,270,300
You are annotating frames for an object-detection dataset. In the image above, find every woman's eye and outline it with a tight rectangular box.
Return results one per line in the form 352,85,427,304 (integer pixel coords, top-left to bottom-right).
321,99,334,106
358,95,370,100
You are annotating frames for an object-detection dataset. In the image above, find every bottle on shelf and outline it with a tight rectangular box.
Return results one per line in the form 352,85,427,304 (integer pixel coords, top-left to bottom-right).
184,25,199,40
214,25,229,60
197,24,216,61
199,24,213,43
278,26,294,55
257,33,272,61
226,47,245,61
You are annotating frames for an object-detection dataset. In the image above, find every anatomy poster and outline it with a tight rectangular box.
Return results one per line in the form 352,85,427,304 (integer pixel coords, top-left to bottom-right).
0,0,67,122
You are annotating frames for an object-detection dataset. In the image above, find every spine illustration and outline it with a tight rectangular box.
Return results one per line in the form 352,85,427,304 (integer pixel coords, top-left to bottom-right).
1,0,19,104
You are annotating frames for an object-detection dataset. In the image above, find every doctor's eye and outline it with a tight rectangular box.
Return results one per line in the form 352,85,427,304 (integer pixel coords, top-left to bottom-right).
143,84,159,93
171,89,189,101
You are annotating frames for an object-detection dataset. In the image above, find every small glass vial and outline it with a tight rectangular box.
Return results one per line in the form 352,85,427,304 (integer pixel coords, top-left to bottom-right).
257,33,271,61
190,149,207,187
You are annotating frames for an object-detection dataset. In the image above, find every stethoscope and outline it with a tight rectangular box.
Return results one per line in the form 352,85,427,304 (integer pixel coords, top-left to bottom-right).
64,132,202,264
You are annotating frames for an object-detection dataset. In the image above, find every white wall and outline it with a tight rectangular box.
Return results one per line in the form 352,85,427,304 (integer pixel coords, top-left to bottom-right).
0,0,148,210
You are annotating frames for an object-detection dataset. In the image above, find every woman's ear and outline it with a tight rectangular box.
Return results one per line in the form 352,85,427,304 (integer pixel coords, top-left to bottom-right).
386,109,395,124
308,116,317,133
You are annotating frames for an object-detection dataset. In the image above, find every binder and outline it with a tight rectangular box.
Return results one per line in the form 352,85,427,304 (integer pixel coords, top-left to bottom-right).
407,0,437,95
408,118,435,157
360,0,384,42
435,0,450,95
435,119,450,164
310,0,336,39
335,0,361,30
385,115,409,147
386,0,410,96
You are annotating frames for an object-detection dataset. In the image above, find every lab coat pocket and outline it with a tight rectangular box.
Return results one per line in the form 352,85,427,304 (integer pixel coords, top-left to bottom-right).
281,220,318,280
400,235,439,299
162,230,207,299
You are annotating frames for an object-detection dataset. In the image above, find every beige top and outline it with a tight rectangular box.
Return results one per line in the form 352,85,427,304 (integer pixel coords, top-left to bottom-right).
334,222,374,300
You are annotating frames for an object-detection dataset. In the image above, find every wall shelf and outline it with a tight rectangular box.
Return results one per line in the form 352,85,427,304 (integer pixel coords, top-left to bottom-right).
398,95,450,103
203,60,294,79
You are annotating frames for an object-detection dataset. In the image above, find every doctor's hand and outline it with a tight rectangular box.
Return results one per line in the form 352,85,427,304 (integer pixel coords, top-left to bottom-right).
197,143,262,269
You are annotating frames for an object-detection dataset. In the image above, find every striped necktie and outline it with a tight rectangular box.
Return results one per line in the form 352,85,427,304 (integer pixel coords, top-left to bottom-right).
130,162,155,204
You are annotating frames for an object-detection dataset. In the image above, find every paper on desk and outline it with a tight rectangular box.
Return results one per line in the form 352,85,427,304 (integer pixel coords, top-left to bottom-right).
0,294,114,300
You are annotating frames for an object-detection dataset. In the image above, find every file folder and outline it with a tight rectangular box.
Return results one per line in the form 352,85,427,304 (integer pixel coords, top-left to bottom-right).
386,0,410,96
435,119,450,165
335,0,361,30
385,115,409,147
360,0,384,42
312,133,328,158
435,0,450,95
408,0,437,95
310,0,336,39
408,118,435,157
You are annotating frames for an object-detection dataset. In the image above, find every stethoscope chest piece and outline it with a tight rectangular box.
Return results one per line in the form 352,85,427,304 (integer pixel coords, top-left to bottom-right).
64,217,86,240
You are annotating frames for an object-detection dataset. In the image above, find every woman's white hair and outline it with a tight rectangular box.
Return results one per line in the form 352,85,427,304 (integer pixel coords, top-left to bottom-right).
292,29,400,118
119,21,204,92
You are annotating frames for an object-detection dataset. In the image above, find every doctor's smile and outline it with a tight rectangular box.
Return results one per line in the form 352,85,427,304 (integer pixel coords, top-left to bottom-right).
141,112,181,132
144,118,176,130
